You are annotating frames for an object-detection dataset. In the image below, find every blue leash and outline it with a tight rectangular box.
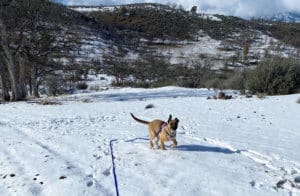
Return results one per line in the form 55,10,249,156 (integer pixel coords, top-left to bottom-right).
109,139,120,196
109,137,148,196
124,137,149,143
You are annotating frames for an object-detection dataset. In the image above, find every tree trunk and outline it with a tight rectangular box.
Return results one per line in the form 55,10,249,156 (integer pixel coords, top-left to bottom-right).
31,66,39,97
0,18,26,101
3,53,26,101
17,56,27,98
0,74,10,101
0,55,10,101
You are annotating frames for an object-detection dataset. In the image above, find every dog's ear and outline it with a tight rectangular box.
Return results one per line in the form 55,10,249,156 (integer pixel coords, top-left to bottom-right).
167,114,172,123
175,118,179,123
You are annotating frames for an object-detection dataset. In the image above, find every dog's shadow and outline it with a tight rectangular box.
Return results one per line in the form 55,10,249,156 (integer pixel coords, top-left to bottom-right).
174,144,239,154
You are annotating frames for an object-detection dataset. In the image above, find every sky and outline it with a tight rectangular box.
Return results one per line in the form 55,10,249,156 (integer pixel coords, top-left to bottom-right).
61,0,300,18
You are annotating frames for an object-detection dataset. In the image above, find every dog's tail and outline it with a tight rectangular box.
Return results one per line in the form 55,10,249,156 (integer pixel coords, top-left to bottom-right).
130,113,149,125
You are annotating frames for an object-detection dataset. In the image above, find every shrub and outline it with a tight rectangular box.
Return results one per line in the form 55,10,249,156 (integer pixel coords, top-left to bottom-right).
246,57,299,95
256,93,266,99
89,84,101,91
44,75,64,96
225,70,247,91
177,77,199,88
81,98,92,103
150,80,175,88
121,81,151,88
76,82,88,90
218,92,226,99
38,100,61,105
217,92,232,100
205,78,224,89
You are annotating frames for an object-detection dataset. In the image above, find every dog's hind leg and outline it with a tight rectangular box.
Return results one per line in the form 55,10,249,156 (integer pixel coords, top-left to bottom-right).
149,140,154,149
154,137,160,149
149,134,155,149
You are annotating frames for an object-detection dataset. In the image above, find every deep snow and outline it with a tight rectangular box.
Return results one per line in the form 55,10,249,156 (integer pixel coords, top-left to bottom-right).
0,87,300,196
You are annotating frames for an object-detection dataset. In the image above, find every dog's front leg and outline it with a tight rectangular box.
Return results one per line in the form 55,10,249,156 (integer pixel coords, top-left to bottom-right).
160,140,167,150
171,138,177,148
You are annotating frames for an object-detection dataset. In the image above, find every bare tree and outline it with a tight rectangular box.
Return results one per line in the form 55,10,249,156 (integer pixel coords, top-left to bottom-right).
0,61,10,101
191,6,197,14
102,47,132,86
0,0,81,100
0,17,27,100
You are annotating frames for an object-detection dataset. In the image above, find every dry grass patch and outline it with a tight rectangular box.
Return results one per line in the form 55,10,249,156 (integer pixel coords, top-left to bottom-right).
37,100,62,105
256,93,267,99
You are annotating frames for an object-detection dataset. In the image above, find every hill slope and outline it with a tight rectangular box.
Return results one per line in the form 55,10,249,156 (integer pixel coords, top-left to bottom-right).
69,3,300,69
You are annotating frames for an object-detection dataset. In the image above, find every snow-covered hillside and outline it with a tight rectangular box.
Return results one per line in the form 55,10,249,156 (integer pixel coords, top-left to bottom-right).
67,4,300,70
0,87,300,195
69,6,115,13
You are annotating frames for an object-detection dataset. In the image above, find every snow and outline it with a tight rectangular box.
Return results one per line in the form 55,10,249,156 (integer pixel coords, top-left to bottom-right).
86,74,114,91
199,14,222,21
158,35,234,65
249,32,299,59
0,87,300,195
69,6,116,13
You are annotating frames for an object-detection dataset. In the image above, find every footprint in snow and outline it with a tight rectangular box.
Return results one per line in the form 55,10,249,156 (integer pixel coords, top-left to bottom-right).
59,175,67,180
83,174,94,187
32,174,39,179
93,154,102,160
249,180,255,187
33,175,44,185
102,168,111,176
66,165,75,170
86,180,93,187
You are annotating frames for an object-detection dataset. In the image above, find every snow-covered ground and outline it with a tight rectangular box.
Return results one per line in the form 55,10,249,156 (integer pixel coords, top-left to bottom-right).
69,6,116,13
158,35,230,65
0,87,300,196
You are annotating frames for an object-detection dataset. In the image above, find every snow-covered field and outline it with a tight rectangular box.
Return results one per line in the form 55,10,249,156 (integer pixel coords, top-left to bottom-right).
0,87,300,196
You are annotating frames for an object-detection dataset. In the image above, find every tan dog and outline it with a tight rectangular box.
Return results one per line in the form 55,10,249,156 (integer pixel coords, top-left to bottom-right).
130,113,179,150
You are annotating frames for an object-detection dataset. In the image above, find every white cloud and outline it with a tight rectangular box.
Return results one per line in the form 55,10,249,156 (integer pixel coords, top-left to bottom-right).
283,0,300,11
63,0,300,18
234,0,286,18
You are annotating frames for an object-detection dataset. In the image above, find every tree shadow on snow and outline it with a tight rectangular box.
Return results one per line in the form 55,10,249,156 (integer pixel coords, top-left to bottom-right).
175,144,240,154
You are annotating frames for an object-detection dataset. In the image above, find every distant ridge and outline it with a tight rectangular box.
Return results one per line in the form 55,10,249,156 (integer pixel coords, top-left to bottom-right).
262,12,300,23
